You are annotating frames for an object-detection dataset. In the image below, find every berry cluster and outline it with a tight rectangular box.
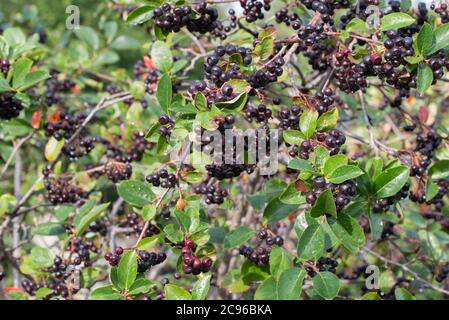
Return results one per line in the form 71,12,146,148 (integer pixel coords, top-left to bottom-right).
316,257,338,273
103,131,154,163
44,69,76,106
88,217,109,236
244,103,273,123
204,44,283,88
275,7,301,29
0,58,10,75
44,112,87,141
239,229,284,266
436,263,449,283
67,237,99,266
119,212,160,238
104,161,133,183
105,246,124,267
278,105,301,130
410,159,430,177
373,183,409,213
193,183,228,205
306,176,357,212
158,114,175,138
240,0,272,23
205,163,255,180
316,128,346,155
334,49,368,93
415,130,442,158
297,23,333,71
383,30,414,67
137,250,167,273
43,168,87,204
308,88,336,115
146,168,177,188
153,1,229,39
434,2,449,23
181,239,213,275
0,92,23,120
300,0,351,23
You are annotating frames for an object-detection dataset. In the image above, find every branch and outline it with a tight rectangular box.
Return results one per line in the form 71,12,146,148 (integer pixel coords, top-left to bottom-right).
0,132,34,179
363,247,449,296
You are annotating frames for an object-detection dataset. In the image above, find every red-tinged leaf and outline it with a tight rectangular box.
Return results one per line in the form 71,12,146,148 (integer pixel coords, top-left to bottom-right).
31,111,42,129
295,180,309,192
288,212,297,222
418,106,428,123
4,287,25,294
144,56,155,69
71,84,81,94
48,111,61,123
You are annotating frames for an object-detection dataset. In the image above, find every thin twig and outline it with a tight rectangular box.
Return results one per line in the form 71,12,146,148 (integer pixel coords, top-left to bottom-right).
0,132,34,179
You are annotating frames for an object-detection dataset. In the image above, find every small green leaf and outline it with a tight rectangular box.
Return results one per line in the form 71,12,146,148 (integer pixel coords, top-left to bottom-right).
380,13,415,31
297,223,325,260
313,271,340,300
141,204,157,221
283,130,303,145
394,288,416,300
75,203,109,236
429,160,449,180
277,268,306,300
374,165,409,198
323,154,348,177
254,276,277,300
194,92,208,111
12,58,33,88
157,73,172,113
117,180,155,207
270,247,291,279
90,285,121,300
31,222,65,236
127,5,155,25
224,226,255,249
327,165,364,184
327,213,365,252
117,250,138,290
254,37,274,60
310,189,337,218
151,40,173,72
299,108,318,138
263,198,297,224
30,247,55,268
417,23,435,57
129,278,153,295
165,284,192,300
428,23,449,55
417,64,433,95
316,108,338,131
74,26,99,50
44,137,65,162
136,236,158,250
191,274,211,300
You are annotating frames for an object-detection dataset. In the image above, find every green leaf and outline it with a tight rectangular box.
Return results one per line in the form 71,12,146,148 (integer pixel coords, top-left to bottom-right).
74,26,99,50
279,183,306,205
317,108,338,131
111,36,141,50
17,71,50,91
141,204,157,221
394,288,416,300
299,108,318,138
151,40,173,72
136,236,158,250
90,285,121,300
313,271,340,300
31,222,65,236
417,63,433,95
34,287,53,299
428,23,449,55
93,50,120,66
224,226,255,249
254,276,277,300
327,165,364,184
327,213,365,252
270,246,291,279
0,76,11,92
254,37,274,60
44,137,64,162
191,274,211,300
215,92,248,111
374,165,409,198
117,180,155,207
12,58,33,88
380,13,415,31
30,247,55,268
263,198,297,224
164,284,192,300
310,189,337,218
157,73,172,114
127,6,155,25
429,160,449,180
296,223,325,260
129,278,153,295
323,154,348,177
425,180,439,201
117,250,138,290
194,92,208,111
288,158,314,171
417,23,435,57
360,292,381,300
75,203,109,236
277,268,306,300
283,130,303,145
